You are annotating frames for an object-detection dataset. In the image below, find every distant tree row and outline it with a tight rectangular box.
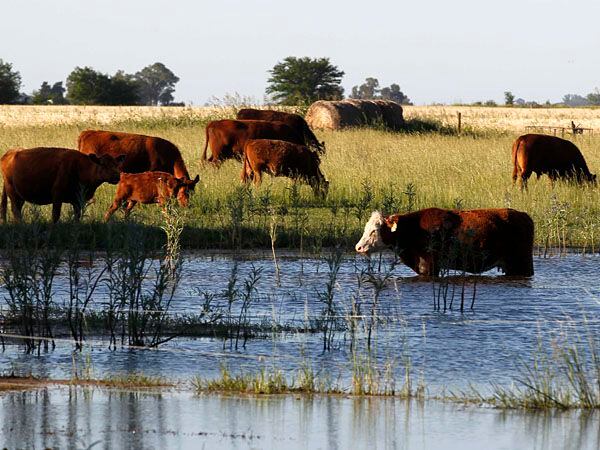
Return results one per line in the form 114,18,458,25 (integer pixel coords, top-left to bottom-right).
349,77,412,104
0,59,180,105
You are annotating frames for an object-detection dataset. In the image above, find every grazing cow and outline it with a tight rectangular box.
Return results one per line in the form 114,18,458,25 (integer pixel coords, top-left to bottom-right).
1,147,124,223
241,139,329,198
236,108,325,153
201,119,305,164
356,208,534,277
512,134,596,188
78,130,191,179
104,172,200,221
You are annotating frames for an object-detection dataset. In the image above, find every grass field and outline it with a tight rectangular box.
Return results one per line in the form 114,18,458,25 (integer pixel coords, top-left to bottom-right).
0,105,599,250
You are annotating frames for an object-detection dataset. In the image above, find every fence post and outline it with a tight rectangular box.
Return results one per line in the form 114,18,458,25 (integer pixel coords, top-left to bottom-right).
457,112,462,135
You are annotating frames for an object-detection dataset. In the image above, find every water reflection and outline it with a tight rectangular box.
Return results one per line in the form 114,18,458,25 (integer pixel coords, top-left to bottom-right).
0,387,598,450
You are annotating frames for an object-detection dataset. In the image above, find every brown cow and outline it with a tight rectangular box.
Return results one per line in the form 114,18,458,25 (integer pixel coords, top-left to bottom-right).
1,147,124,223
356,208,534,277
104,172,200,221
236,108,325,153
201,119,305,164
78,130,191,179
512,134,596,188
241,139,329,198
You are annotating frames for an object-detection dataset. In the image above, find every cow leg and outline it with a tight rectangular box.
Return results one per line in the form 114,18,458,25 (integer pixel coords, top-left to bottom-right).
123,200,137,218
519,171,531,191
51,201,62,224
104,199,122,221
72,202,83,222
10,197,24,223
1,185,7,223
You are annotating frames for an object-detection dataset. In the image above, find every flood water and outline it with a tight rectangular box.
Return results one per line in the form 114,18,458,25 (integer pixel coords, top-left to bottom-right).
2,251,599,389
1,251,599,448
1,386,598,450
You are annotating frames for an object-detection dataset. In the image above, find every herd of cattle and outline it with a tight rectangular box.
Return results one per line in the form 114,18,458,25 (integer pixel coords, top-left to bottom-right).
0,107,596,277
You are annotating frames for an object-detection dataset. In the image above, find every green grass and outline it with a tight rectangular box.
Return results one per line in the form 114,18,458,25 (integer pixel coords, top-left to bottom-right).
1,116,599,250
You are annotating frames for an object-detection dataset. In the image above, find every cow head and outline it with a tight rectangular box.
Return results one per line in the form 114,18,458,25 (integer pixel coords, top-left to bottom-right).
88,154,125,184
311,178,329,199
175,174,200,207
355,211,398,254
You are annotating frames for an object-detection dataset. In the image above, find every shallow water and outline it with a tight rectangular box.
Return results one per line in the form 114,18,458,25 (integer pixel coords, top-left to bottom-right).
2,251,599,392
1,386,598,450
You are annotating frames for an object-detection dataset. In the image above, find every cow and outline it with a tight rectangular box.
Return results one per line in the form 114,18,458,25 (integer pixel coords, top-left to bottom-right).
201,119,306,164
241,139,329,198
512,134,596,189
104,172,200,221
0,147,124,223
236,108,325,153
78,130,191,180
355,208,534,277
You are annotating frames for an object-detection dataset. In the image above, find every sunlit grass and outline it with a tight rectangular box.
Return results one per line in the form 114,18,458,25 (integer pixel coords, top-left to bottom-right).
0,106,599,249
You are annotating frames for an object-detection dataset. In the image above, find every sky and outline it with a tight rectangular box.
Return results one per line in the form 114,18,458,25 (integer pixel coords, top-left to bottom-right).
2,0,599,105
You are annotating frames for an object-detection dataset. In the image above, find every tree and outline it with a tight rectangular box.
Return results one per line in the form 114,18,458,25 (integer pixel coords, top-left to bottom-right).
66,67,113,105
66,67,141,105
135,62,179,106
562,94,589,107
380,84,412,104
110,70,140,105
266,57,344,105
351,77,380,99
586,89,600,106
0,59,22,104
504,91,515,106
32,81,67,105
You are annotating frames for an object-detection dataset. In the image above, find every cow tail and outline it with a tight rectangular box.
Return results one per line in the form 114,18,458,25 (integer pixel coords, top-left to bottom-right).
511,138,522,182
202,125,210,162
241,148,251,183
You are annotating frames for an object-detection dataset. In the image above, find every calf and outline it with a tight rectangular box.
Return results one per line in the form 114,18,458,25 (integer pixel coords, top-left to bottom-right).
201,119,305,164
241,139,329,198
1,147,123,223
236,108,325,153
356,208,534,277
512,134,596,188
104,172,199,221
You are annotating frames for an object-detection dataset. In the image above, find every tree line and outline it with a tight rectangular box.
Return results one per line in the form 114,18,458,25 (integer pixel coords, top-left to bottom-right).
0,56,413,107
0,59,180,106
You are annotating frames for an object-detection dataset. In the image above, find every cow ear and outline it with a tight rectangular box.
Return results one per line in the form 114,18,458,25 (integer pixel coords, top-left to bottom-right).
385,216,399,233
190,174,200,186
87,154,100,164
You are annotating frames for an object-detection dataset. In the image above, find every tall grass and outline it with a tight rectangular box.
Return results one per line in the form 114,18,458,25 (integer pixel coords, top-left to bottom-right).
0,108,599,250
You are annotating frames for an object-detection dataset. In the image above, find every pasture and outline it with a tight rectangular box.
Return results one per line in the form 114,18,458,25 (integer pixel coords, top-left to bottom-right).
0,105,599,251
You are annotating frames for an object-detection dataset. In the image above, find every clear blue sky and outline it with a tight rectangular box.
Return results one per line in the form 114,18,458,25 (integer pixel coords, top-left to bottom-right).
2,0,599,105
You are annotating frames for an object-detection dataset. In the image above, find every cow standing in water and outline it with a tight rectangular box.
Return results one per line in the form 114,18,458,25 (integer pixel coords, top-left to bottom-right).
201,119,305,164
512,134,596,189
236,108,325,153
78,130,191,180
241,139,329,198
1,147,124,223
104,172,200,221
356,208,534,277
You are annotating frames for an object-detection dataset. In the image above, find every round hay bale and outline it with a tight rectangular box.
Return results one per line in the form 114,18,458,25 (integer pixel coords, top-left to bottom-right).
344,99,384,126
372,100,405,130
305,101,363,130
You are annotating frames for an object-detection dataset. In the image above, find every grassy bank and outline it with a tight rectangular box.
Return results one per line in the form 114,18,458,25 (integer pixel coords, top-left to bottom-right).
0,108,599,250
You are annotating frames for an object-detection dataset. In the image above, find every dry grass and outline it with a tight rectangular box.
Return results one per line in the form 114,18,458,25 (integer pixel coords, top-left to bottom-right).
403,105,600,132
